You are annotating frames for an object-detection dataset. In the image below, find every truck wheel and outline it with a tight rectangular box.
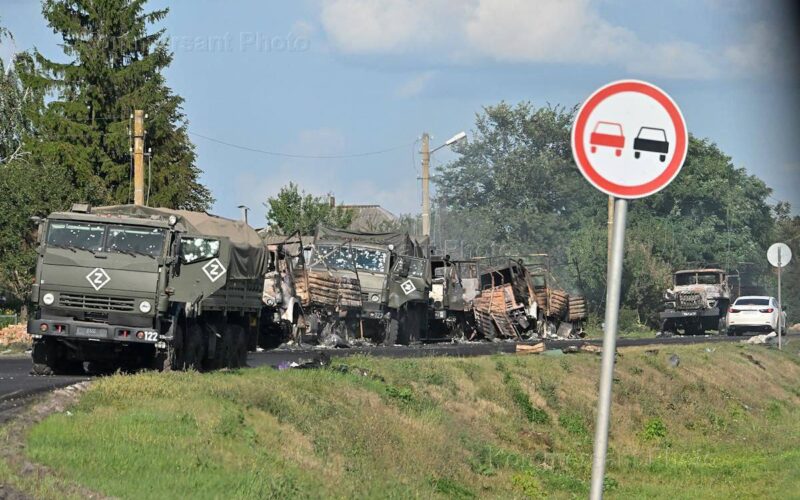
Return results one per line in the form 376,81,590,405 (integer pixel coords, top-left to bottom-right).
718,317,728,336
384,317,399,346
183,324,205,370
31,338,83,375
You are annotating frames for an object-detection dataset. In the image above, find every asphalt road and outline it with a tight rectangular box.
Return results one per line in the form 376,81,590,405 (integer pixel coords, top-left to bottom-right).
1,333,795,418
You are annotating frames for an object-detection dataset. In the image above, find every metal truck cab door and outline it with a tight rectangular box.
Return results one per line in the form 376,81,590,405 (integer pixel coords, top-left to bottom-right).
167,234,232,304
388,255,429,308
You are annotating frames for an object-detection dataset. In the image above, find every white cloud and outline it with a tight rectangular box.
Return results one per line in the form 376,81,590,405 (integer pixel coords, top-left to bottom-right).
317,0,727,80
395,71,435,98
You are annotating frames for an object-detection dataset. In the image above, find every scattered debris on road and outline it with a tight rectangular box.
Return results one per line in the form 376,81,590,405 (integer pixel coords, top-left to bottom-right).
744,332,777,345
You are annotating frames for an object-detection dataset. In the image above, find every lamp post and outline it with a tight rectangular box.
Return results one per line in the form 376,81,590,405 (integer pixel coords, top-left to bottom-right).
421,131,467,238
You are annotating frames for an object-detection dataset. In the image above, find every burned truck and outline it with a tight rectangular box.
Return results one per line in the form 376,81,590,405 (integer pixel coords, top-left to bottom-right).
428,256,479,339
27,204,266,374
472,257,587,340
660,268,734,335
289,226,430,345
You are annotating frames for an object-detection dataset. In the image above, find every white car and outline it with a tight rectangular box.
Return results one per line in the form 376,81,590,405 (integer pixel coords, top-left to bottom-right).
726,296,786,336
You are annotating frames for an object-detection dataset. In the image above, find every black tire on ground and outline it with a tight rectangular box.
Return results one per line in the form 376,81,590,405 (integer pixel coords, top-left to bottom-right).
384,317,399,346
227,324,247,368
182,323,205,370
31,338,83,375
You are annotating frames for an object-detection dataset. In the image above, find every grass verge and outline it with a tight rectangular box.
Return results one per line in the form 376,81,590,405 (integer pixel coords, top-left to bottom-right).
3,343,800,498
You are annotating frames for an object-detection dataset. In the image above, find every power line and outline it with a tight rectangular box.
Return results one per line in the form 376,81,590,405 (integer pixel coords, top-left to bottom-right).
188,131,412,159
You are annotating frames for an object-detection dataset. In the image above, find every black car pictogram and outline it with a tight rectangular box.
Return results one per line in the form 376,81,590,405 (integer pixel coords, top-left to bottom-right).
633,127,669,162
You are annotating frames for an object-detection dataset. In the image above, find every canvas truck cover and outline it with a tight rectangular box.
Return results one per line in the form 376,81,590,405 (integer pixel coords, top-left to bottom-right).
315,225,417,255
91,205,267,280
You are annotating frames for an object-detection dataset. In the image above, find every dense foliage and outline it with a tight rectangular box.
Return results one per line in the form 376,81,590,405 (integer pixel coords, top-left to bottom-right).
435,102,788,324
264,182,353,235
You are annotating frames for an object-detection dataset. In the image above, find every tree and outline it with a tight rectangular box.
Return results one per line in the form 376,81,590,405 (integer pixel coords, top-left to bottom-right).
19,0,212,209
436,101,779,325
265,183,353,235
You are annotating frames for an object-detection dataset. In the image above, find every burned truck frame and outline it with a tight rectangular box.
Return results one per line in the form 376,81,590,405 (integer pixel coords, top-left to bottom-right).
660,268,735,335
427,256,479,339
472,256,587,340
28,204,266,374
285,226,430,346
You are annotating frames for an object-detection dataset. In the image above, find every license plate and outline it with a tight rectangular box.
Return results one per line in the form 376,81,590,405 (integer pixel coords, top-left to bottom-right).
76,326,107,337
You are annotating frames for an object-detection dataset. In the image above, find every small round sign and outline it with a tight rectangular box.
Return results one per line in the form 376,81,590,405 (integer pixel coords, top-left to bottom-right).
768,243,792,268
571,80,688,199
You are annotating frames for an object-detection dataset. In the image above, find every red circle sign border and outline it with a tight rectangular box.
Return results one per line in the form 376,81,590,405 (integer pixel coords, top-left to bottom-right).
571,80,688,199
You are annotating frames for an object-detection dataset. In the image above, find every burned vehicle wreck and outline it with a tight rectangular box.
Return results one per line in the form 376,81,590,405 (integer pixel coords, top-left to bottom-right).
660,268,735,335
472,257,587,340
281,226,430,346
428,256,479,339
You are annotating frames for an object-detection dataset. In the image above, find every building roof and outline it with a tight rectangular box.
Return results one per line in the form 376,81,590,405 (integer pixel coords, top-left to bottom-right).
340,205,398,232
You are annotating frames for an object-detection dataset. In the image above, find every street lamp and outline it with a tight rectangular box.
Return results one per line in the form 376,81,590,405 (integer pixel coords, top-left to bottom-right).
421,130,467,238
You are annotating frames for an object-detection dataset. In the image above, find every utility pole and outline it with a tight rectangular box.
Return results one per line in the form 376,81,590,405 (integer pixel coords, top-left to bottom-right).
421,132,431,238
133,110,145,206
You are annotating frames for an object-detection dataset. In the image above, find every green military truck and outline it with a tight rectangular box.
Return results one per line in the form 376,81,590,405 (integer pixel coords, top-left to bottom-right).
28,204,266,374
292,226,430,345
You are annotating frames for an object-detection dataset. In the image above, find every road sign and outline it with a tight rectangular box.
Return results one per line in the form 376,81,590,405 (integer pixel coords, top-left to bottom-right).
572,80,688,199
574,80,688,500
768,243,792,268
767,243,792,351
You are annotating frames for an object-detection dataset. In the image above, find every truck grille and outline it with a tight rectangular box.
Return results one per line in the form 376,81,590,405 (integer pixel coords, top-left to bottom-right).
59,293,136,312
676,292,703,310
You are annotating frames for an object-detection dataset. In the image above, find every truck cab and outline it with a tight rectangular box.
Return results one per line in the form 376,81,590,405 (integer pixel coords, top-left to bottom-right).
28,204,264,373
660,268,732,335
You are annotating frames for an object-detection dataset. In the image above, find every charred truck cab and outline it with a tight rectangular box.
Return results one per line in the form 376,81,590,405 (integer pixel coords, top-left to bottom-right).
428,256,478,339
660,268,734,335
293,226,429,345
28,204,266,374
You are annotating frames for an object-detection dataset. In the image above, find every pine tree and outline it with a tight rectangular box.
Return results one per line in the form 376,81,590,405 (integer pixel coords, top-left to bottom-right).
20,0,212,209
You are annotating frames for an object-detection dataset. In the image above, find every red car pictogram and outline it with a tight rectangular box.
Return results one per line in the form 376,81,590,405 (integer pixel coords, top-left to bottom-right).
590,121,625,157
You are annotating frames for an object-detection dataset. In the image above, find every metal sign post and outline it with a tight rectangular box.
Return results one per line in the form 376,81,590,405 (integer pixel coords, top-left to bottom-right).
768,242,792,350
590,197,627,498
571,80,688,499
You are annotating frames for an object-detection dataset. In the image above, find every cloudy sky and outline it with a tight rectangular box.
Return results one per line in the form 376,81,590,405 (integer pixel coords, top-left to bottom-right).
2,0,799,222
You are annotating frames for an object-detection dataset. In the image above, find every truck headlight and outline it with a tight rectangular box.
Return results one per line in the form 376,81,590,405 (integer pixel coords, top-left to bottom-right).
371,294,380,302
139,301,152,313
42,293,55,305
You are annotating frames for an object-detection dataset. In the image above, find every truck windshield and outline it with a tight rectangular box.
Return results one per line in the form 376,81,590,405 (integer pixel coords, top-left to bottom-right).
46,222,105,252
314,245,388,273
107,225,165,257
675,272,722,286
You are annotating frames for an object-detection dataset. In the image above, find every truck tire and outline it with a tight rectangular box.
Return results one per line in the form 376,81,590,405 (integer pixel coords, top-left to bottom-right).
182,324,205,370
31,338,83,376
384,317,399,346
717,317,728,336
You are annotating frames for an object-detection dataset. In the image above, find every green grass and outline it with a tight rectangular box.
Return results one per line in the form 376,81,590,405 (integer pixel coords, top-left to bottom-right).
5,343,800,499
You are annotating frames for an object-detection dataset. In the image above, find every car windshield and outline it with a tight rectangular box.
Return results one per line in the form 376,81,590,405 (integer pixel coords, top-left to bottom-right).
735,298,769,306
313,245,388,273
46,221,105,252
638,127,666,141
107,225,165,257
595,122,622,135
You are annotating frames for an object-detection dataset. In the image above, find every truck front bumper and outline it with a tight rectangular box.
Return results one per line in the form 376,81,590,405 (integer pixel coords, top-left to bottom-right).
28,317,163,344
660,307,720,320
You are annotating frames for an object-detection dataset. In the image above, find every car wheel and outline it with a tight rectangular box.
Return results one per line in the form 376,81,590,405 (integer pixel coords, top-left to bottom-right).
591,145,597,153
659,154,666,162
615,149,621,157
634,151,641,159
